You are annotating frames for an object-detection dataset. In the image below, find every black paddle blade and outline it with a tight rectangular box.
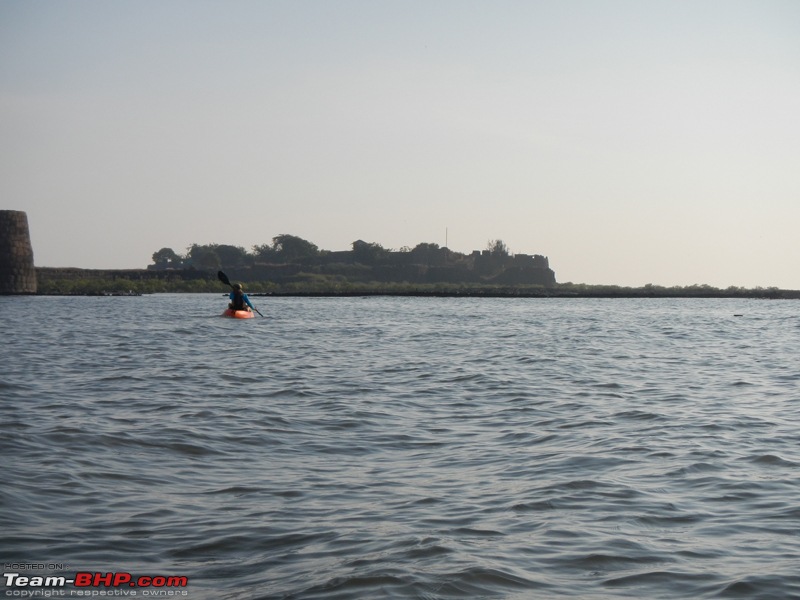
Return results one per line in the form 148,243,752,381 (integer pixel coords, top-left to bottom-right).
217,271,232,287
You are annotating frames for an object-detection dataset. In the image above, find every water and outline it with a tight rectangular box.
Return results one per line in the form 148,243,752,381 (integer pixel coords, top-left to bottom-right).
2,294,800,599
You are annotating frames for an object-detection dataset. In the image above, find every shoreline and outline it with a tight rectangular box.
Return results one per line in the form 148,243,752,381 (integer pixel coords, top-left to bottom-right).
26,289,800,299
28,267,800,299
251,291,800,299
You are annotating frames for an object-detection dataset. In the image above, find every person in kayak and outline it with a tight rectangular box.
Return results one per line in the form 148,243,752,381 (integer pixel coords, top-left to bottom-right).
228,283,256,312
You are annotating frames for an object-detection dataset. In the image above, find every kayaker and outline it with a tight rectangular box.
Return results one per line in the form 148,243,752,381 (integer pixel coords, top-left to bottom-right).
228,283,256,312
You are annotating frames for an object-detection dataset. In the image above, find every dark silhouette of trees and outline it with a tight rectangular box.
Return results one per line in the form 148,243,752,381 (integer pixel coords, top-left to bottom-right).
352,240,389,264
251,243,276,262
275,235,319,261
409,243,447,266
186,244,221,270
183,244,249,270
186,244,222,269
487,239,510,257
215,244,250,267
151,248,183,269
148,234,555,287
253,235,319,263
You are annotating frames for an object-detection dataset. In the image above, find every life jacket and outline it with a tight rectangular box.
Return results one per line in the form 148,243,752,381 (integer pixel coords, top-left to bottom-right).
232,289,246,310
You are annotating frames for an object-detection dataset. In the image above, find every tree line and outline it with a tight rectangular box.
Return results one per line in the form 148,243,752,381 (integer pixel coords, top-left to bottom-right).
151,235,513,271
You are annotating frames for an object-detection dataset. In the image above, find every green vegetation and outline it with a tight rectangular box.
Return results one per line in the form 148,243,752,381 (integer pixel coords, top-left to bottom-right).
35,269,800,299
36,271,221,295
553,282,796,299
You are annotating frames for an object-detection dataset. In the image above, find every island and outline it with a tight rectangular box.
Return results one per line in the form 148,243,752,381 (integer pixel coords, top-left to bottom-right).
30,235,800,299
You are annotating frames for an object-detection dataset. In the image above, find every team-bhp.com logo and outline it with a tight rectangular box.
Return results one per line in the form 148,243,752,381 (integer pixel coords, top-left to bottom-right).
4,571,189,596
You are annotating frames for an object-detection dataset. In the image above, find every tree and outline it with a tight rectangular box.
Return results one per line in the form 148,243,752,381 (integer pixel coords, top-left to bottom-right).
352,240,389,264
215,244,249,268
271,234,319,262
252,243,277,262
409,242,441,266
487,239,510,257
186,244,221,270
151,247,183,269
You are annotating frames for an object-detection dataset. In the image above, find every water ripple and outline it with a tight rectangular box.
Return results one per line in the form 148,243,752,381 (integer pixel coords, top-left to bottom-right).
2,295,800,598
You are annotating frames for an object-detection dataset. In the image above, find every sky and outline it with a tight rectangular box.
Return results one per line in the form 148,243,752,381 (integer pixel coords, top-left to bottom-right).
1,0,799,288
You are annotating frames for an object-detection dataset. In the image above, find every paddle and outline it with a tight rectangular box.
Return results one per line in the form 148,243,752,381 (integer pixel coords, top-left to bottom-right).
218,271,264,317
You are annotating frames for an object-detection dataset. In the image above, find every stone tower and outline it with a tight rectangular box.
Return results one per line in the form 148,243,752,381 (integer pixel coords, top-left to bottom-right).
0,210,37,294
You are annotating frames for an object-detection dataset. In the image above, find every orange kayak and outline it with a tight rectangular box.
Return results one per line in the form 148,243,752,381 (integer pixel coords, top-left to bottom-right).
222,308,255,319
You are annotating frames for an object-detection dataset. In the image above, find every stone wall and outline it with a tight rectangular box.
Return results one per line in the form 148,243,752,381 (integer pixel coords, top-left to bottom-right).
0,210,37,294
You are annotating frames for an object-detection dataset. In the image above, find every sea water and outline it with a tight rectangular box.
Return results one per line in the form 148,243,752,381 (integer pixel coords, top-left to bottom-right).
2,294,799,599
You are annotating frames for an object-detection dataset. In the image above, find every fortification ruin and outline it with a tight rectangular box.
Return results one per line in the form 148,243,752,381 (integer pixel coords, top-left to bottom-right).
0,210,37,294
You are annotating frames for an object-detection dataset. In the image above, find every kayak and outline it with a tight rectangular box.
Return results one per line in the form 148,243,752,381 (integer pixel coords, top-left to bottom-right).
222,308,255,319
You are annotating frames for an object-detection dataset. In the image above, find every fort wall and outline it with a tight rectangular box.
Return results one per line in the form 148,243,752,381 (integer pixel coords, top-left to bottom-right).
0,210,37,294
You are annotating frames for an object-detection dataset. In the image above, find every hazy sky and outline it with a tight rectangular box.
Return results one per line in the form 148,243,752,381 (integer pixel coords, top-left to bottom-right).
2,0,798,287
